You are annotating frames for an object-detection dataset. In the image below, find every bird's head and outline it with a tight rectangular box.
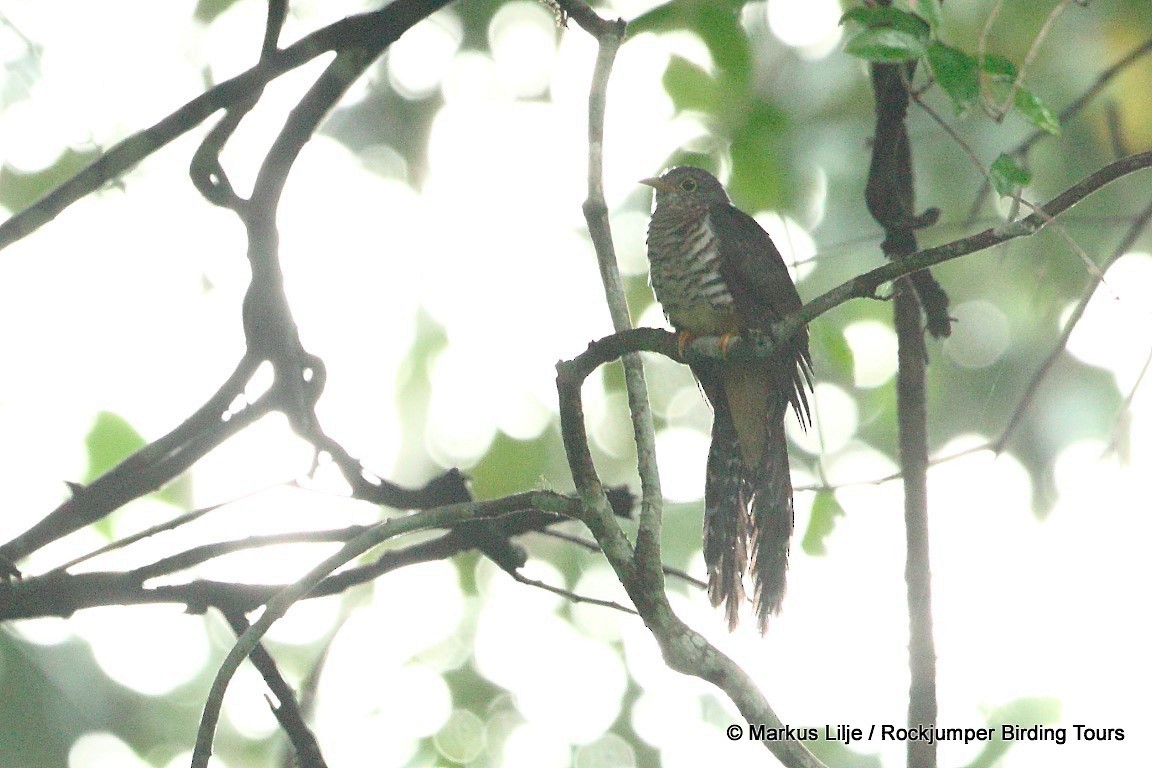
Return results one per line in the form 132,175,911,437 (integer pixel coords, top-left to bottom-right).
640,166,729,212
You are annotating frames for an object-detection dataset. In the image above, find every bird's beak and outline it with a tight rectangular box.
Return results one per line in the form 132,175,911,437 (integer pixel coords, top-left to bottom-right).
640,176,672,192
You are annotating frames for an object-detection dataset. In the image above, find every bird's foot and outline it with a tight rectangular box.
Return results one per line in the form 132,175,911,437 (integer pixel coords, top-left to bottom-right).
675,330,698,358
717,332,740,359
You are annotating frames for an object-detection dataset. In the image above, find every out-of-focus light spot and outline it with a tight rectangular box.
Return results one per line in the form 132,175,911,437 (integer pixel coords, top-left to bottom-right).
755,212,818,281
629,689,706,749
0,100,66,171
388,10,462,99
358,143,409,182
515,625,627,742
425,346,499,467
799,164,829,227
570,564,631,643
552,31,684,203
944,300,1011,369
205,0,266,81
475,560,627,745
843,319,898,388
575,733,638,768
159,753,198,768
316,564,462,765
223,665,281,741
788,382,858,454
68,732,150,768
501,723,571,768
589,390,636,459
496,385,554,441
820,440,898,486
645,354,699,420
655,427,710,502
75,606,209,696
317,662,450,767
489,1,558,99
10,616,73,646
614,210,653,277
264,593,342,645
435,709,487,763
1065,252,1152,388
442,50,500,103
766,0,843,59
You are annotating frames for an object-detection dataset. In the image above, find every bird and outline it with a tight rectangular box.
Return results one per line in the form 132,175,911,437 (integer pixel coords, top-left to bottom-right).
641,166,812,633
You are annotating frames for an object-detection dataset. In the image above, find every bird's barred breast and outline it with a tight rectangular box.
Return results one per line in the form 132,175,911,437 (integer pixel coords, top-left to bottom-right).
648,214,735,334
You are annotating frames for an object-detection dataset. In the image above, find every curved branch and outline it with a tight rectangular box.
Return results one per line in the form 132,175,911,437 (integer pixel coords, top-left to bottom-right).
0,0,453,254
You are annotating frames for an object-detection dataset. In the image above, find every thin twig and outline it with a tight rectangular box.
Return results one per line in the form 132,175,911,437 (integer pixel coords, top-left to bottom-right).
509,570,639,616
538,529,708,590
968,36,1152,220
222,609,327,768
191,498,525,768
984,0,1081,120
993,193,1152,454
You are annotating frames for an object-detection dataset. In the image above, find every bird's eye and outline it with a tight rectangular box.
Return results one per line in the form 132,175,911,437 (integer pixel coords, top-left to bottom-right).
679,178,697,192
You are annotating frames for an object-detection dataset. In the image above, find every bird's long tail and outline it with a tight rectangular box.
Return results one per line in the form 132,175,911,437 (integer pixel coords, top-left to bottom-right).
703,403,748,631
748,397,794,634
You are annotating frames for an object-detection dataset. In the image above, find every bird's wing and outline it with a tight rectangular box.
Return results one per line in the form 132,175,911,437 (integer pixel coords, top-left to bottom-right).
709,202,812,425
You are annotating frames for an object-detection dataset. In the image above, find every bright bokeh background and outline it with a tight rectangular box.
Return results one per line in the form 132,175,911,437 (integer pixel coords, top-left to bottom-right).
1,1,1151,767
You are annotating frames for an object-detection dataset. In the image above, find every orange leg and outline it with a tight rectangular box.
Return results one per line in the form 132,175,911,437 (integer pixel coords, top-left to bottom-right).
676,330,698,358
717,331,740,359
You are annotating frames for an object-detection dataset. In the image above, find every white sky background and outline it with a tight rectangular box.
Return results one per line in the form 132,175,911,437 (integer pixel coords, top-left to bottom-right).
0,1,1149,767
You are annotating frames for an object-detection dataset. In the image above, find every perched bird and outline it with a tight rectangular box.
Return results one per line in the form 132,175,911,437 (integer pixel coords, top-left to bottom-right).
641,166,812,633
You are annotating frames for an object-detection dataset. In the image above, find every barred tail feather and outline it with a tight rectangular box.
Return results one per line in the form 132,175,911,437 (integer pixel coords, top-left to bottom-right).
749,399,795,634
703,407,748,631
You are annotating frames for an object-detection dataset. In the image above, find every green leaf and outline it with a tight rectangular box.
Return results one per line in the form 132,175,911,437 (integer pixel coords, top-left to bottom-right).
989,153,1031,197
1014,87,1061,135
915,0,944,30
927,42,979,113
728,102,788,210
695,4,750,78
980,52,1018,81
627,0,746,40
963,697,1060,768
84,411,147,484
844,28,927,62
801,491,845,556
662,55,716,113
840,7,931,41
81,410,191,509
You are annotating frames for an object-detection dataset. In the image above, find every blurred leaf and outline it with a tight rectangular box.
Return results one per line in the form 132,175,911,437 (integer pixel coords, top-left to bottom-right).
963,697,1061,768
82,411,190,510
728,102,789,210
840,7,931,39
694,4,750,78
193,0,244,23
915,0,944,30
84,411,146,484
663,55,716,113
980,52,1018,80
927,42,979,113
812,320,855,383
629,0,743,37
801,491,844,556
0,147,101,214
1014,87,1061,135
469,432,552,499
628,1,749,81
989,153,1031,196
844,28,927,63
83,412,145,541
